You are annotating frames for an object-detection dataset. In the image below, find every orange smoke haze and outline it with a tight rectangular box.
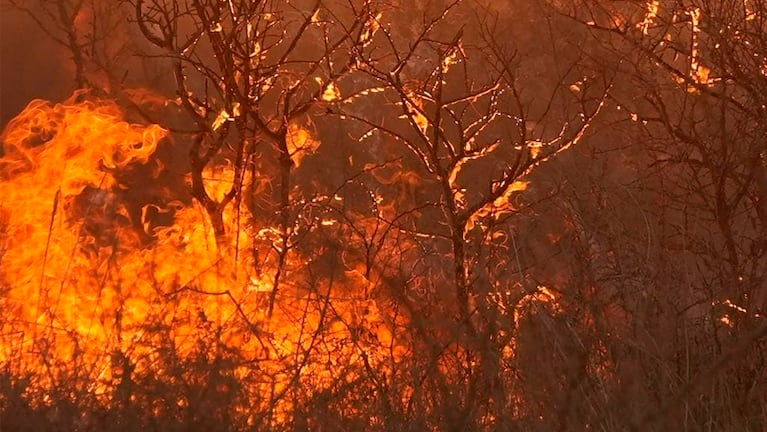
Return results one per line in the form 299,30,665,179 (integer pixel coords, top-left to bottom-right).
0,8,72,128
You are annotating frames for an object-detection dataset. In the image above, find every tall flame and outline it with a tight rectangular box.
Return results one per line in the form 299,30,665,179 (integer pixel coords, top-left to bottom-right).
0,92,408,422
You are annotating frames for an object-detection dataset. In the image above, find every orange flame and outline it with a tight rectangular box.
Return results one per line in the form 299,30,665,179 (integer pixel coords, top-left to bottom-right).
0,92,407,421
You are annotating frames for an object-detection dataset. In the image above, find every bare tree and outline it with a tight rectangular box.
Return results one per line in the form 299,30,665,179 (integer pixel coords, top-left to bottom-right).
332,1,611,425
131,0,389,316
547,0,767,429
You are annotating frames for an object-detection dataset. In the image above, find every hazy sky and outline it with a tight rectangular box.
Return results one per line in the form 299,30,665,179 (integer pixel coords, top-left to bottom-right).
0,7,72,128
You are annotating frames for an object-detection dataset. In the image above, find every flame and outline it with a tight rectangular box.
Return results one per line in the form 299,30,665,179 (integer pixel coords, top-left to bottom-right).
0,93,168,386
465,180,528,233
0,85,564,425
0,92,406,422
286,122,320,167
638,1,660,35
744,0,757,20
320,80,341,102
399,88,429,135
687,8,715,88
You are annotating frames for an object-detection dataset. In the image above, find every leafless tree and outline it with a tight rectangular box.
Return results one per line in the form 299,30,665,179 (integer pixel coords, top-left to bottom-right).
333,0,611,425
547,0,767,429
130,0,390,316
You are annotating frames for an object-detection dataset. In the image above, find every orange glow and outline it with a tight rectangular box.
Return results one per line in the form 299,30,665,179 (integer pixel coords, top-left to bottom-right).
0,92,406,420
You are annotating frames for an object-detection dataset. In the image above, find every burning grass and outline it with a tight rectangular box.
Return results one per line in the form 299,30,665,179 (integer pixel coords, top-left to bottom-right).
0,93,416,430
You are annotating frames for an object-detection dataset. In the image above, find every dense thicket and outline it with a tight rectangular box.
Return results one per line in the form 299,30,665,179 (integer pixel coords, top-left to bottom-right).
1,0,765,431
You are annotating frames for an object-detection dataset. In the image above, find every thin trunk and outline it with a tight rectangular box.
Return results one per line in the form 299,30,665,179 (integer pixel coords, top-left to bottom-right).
268,135,293,317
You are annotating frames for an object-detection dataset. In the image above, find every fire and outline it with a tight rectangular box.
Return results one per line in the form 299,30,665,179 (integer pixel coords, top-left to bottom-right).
1,94,166,329
0,91,407,421
286,122,320,167
638,1,660,35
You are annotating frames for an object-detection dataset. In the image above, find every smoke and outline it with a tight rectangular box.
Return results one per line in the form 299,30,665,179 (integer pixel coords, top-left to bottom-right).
0,6,73,129
0,1,180,135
